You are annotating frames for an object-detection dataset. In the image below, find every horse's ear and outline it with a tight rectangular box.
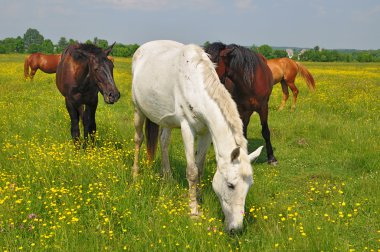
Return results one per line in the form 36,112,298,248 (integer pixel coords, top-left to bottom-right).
220,48,233,58
231,147,240,162
248,146,263,163
105,42,116,55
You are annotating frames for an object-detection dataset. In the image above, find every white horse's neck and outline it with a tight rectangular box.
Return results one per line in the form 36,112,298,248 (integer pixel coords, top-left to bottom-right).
200,67,247,160
179,44,247,160
203,102,240,159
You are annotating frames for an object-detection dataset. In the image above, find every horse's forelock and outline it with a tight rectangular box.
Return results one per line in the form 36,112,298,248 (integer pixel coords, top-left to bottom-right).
63,43,105,62
77,43,103,55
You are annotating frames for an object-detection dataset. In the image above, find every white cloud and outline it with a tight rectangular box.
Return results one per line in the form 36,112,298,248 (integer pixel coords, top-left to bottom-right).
234,0,255,10
352,4,380,23
93,0,216,11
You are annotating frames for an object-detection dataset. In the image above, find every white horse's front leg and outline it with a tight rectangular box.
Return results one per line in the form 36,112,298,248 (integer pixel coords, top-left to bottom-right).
180,121,199,216
160,127,172,179
132,108,145,179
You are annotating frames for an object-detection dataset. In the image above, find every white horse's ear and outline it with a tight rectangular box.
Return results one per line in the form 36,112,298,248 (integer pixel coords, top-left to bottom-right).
231,147,240,162
249,146,264,162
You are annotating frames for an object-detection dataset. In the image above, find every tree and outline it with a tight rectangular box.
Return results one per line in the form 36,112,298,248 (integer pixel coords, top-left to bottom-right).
0,37,24,53
23,28,44,52
272,50,288,58
203,41,210,49
41,39,54,54
112,43,139,57
249,44,258,53
257,44,273,58
68,39,77,45
96,39,109,49
57,37,68,52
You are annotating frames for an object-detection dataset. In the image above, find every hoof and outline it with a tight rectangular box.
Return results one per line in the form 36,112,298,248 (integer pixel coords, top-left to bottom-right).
190,211,202,219
268,156,278,166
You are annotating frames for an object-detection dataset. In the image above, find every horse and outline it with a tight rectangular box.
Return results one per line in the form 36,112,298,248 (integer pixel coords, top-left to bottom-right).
204,42,277,165
267,57,315,110
56,43,120,145
131,40,263,233
24,53,61,80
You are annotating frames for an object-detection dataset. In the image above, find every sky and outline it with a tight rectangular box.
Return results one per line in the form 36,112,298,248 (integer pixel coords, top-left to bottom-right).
1,0,379,50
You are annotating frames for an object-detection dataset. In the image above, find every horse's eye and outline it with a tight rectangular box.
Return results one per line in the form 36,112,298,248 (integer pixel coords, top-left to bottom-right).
227,183,235,190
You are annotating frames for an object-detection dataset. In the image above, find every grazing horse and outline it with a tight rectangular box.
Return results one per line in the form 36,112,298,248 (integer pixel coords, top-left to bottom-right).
267,58,315,110
205,42,277,164
24,53,61,80
132,40,263,233
56,43,120,145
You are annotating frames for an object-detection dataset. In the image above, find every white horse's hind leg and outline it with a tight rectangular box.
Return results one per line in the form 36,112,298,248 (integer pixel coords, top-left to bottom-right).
133,107,145,178
195,132,212,183
180,121,199,216
160,128,172,179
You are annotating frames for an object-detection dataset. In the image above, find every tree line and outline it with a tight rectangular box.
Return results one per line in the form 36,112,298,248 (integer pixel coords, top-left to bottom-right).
249,44,380,62
1,28,380,62
0,28,139,57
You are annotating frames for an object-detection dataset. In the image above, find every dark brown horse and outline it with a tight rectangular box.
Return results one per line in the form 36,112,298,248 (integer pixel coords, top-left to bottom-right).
56,43,120,145
205,42,277,164
267,58,315,110
24,53,61,80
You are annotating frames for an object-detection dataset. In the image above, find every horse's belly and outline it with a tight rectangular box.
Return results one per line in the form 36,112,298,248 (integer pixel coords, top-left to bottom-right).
133,82,179,125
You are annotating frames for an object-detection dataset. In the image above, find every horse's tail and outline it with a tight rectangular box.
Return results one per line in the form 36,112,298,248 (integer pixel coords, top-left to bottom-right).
296,62,316,91
24,56,30,79
145,118,159,162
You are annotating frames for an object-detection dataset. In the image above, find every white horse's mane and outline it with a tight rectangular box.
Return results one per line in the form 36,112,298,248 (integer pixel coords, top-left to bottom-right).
188,45,247,150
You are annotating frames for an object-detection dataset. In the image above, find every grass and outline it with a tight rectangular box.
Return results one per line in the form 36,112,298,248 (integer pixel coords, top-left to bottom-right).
0,54,379,251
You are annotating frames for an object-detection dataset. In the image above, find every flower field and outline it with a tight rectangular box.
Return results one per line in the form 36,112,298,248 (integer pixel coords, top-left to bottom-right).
0,54,379,251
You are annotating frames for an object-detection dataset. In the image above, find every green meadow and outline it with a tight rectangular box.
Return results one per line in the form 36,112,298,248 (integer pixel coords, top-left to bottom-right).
0,54,379,251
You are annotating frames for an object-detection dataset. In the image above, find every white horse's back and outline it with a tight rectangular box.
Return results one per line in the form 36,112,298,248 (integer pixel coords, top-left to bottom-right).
132,40,212,129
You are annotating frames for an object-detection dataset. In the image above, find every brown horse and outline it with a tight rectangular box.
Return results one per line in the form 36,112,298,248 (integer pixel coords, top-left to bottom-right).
267,58,315,110
56,43,120,145
24,53,61,80
205,42,277,164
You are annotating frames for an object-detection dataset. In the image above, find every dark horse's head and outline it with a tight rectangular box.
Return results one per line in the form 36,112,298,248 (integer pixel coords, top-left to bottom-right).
205,42,268,90
71,43,120,104
204,42,228,83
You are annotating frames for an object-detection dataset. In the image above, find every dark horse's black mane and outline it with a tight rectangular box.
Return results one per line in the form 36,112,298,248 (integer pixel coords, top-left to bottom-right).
204,42,226,62
226,44,266,87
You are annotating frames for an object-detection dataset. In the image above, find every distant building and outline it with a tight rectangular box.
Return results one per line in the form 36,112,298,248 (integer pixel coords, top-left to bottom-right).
286,49,294,58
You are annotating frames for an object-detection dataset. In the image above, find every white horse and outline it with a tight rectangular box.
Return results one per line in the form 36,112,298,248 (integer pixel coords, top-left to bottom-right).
131,40,263,233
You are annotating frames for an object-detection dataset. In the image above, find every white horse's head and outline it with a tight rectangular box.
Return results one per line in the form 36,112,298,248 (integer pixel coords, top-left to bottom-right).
212,146,263,233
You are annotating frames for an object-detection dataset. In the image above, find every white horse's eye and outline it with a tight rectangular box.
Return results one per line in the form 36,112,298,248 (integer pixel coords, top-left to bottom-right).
227,183,235,190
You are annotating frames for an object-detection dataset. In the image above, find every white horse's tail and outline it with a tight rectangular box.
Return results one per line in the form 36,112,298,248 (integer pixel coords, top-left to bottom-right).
145,118,159,161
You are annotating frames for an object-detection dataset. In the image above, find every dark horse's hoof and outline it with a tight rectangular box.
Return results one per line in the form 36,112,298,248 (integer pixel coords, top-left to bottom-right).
267,156,278,166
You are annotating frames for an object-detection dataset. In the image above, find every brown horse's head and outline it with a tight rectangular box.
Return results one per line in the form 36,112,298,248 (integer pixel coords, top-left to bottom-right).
75,43,120,104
